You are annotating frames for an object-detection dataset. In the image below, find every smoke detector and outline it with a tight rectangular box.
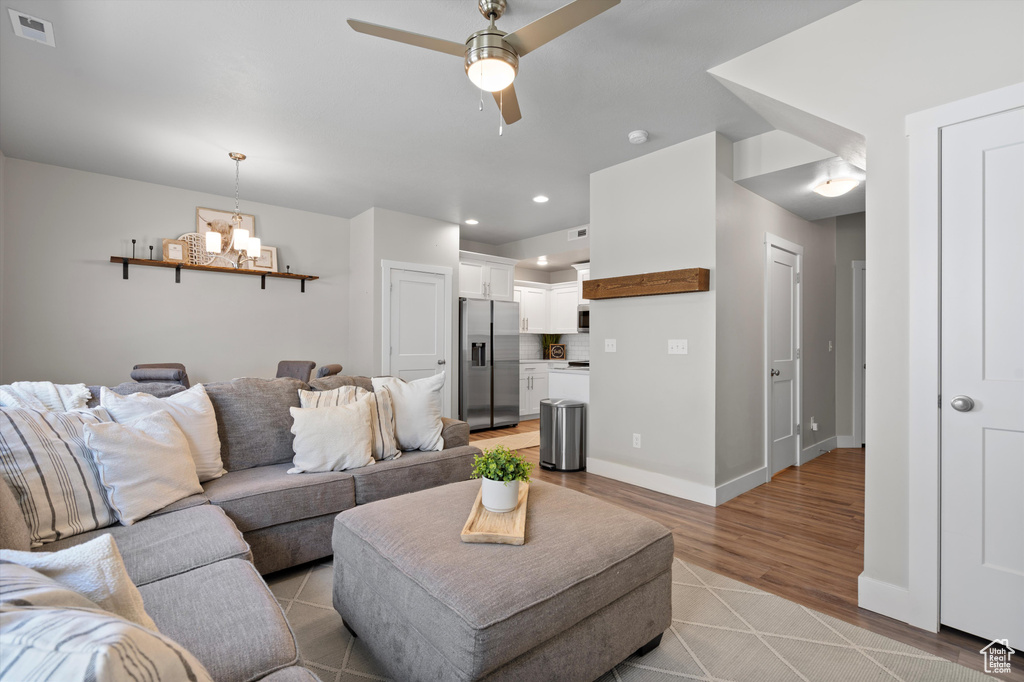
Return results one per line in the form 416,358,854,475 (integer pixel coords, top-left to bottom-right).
8,9,55,47
628,130,649,145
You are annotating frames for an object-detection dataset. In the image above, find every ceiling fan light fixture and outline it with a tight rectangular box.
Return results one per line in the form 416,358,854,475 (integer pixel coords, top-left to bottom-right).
466,49,517,92
813,178,860,197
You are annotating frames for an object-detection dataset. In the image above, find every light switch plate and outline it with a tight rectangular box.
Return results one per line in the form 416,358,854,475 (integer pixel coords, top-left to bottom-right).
605,339,617,353
668,339,688,355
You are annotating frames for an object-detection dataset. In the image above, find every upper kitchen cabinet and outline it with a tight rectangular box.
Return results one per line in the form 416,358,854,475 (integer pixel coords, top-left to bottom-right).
572,262,591,300
519,285,548,333
548,282,579,334
459,252,517,301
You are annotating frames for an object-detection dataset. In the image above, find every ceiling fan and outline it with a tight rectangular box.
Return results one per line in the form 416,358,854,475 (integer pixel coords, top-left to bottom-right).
348,0,620,125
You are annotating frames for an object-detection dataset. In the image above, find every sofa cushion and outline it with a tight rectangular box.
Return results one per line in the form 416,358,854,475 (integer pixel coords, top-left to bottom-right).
308,375,372,392
440,417,470,449
86,381,186,408
37,505,251,586
138,558,300,682
346,445,478,505
149,491,210,516
203,463,356,532
0,478,30,551
203,377,307,471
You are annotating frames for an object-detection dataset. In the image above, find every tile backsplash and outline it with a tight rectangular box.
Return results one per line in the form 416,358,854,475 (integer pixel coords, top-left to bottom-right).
519,334,590,362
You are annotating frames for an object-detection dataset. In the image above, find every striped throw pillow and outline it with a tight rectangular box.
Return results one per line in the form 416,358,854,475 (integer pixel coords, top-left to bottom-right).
0,604,213,682
0,408,116,547
298,386,400,460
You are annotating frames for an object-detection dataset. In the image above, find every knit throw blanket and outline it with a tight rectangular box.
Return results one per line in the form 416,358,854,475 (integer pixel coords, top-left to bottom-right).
0,382,92,412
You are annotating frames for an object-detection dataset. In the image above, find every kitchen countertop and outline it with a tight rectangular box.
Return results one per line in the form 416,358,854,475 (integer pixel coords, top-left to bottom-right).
548,367,590,374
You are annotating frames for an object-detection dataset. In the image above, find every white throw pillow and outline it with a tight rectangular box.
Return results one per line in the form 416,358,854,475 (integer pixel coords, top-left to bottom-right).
101,384,225,482
0,562,103,612
298,385,400,460
288,401,375,473
372,373,445,452
84,411,203,525
0,407,116,547
0,604,213,682
0,534,156,630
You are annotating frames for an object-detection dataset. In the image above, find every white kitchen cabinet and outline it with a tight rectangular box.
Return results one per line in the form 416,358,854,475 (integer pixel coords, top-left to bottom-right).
572,262,591,300
519,286,547,333
519,363,549,417
547,282,579,334
458,252,517,302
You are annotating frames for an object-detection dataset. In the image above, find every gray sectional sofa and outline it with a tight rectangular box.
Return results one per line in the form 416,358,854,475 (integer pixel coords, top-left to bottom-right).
2,375,479,681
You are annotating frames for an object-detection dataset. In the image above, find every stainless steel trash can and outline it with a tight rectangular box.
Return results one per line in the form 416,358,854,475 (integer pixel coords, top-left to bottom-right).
539,399,586,471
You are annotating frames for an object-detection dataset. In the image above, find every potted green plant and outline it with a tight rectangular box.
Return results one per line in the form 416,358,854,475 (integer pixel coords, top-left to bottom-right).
541,334,561,359
470,445,533,513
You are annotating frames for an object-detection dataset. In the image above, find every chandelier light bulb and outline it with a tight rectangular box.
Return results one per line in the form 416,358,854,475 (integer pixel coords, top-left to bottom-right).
206,231,222,254
813,178,860,197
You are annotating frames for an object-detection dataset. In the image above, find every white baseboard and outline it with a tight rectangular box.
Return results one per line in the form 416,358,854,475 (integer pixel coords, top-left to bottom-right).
837,435,861,448
799,436,838,465
858,573,910,623
715,466,767,505
586,458,715,506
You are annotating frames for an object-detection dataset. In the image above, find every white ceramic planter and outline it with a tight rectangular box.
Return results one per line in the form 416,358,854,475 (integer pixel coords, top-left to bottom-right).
481,477,520,513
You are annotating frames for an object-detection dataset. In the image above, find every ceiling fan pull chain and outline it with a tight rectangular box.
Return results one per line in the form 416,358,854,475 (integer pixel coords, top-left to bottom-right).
499,88,503,137
479,87,484,112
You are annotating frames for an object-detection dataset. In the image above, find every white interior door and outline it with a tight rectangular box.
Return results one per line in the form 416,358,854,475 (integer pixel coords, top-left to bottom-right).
940,106,1024,647
389,268,449,413
766,237,802,476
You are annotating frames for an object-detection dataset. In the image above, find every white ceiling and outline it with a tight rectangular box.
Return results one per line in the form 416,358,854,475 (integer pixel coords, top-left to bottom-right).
737,156,866,222
0,0,855,244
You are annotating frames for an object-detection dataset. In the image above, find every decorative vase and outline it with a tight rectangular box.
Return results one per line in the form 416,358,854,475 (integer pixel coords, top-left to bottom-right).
481,477,520,513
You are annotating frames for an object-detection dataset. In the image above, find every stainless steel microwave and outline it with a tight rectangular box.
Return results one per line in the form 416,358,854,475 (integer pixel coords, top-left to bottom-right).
577,304,589,333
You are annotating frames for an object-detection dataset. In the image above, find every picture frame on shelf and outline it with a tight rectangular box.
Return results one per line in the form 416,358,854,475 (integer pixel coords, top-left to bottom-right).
162,238,187,262
249,245,278,272
195,207,256,255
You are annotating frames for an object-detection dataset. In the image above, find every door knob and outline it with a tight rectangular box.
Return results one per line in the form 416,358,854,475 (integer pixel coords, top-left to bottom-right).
770,369,780,377
950,395,974,412
437,359,446,365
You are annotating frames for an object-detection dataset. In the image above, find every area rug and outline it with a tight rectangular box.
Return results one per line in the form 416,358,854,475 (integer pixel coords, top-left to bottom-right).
267,558,989,682
469,430,541,452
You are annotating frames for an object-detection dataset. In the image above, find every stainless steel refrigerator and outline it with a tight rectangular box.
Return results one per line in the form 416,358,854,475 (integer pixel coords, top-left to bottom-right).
459,298,520,431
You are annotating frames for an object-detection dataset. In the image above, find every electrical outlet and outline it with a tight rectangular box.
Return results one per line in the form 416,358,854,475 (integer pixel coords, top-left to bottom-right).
668,339,688,355
632,433,641,448
810,417,819,432
605,339,617,353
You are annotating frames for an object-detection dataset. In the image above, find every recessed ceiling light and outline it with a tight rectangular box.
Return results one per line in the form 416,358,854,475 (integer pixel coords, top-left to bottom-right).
537,256,548,266
813,179,860,197
465,219,479,225
533,195,549,203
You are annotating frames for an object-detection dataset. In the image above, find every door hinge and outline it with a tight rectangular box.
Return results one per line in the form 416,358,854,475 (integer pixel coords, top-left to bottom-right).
796,273,801,284
938,394,941,408
796,349,801,359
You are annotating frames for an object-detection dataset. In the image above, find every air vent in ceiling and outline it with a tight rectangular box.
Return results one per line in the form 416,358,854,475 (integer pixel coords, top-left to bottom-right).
568,226,589,242
9,9,55,47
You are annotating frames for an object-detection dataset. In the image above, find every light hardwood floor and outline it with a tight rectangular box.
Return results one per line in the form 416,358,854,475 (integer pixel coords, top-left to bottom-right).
470,420,1020,680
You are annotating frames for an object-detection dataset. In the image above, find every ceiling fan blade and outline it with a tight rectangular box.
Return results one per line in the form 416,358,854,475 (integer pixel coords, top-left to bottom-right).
503,0,620,57
493,84,522,125
347,19,466,58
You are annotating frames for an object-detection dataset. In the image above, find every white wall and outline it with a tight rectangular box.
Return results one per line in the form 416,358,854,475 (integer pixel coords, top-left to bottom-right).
715,141,837,485
496,225,589,262
835,213,865,438
710,0,1024,600
589,133,718,498
345,207,460,410
1,159,349,385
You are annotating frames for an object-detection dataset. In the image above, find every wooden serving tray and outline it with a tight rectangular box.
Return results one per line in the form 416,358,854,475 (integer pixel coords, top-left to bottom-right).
460,483,529,545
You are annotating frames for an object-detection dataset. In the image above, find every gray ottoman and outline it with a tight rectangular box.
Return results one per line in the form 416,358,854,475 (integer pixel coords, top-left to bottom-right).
332,479,673,682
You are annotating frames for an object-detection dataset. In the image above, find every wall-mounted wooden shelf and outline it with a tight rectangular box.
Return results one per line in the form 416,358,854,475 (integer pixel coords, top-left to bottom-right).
582,268,709,300
110,257,319,292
